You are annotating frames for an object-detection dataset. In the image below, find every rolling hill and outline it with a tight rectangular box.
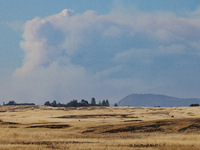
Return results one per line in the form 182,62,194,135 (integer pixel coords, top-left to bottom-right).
117,93,200,107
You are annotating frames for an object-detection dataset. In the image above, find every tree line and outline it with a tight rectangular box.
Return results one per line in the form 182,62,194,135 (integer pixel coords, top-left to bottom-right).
190,103,199,107
3,99,199,107
44,98,110,107
3,98,119,107
3,100,35,106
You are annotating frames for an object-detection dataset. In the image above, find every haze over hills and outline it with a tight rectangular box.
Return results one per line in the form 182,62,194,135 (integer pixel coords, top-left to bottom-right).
117,94,200,107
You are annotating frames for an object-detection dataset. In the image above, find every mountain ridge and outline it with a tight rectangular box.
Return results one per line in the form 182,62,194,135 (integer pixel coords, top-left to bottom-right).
117,93,200,107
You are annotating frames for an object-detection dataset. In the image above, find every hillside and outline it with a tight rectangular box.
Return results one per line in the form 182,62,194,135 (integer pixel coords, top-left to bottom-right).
0,105,200,149
118,93,200,107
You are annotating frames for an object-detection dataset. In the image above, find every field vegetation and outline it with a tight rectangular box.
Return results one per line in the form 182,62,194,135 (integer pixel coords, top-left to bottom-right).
0,105,199,149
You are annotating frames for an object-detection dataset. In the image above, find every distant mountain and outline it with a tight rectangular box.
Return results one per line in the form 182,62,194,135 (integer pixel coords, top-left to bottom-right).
117,94,200,107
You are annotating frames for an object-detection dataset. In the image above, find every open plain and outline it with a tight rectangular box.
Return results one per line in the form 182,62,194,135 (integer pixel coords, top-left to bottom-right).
0,105,199,149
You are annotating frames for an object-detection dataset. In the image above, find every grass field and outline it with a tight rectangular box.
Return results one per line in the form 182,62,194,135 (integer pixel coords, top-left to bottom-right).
0,105,199,150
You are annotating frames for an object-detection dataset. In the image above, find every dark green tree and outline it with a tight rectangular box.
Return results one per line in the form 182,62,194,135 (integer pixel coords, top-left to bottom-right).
91,98,96,106
114,103,118,107
66,100,78,107
98,100,102,106
57,102,62,107
105,99,109,106
81,99,89,106
51,100,57,107
102,100,106,106
7,100,16,105
190,103,199,107
44,101,50,106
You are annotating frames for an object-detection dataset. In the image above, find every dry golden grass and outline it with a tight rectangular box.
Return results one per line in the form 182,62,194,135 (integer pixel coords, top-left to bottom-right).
0,105,199,149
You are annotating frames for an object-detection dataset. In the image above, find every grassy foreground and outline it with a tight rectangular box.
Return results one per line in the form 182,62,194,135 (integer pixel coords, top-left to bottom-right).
0,105,199,150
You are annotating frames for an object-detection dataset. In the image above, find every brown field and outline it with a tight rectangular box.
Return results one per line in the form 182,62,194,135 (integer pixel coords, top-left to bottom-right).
0,105,200,150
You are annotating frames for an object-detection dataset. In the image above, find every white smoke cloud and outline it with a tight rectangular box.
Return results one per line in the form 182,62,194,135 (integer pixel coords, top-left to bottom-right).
6,20,25,32
1,6,200,104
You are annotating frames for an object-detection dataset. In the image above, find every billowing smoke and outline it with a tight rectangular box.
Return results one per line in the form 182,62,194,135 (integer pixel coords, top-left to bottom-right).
2,7,200,104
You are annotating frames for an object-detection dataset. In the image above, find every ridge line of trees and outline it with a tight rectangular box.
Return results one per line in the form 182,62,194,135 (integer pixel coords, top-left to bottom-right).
3,98,115,107
3,100,35,106
3,100,199,107
44,98,110,107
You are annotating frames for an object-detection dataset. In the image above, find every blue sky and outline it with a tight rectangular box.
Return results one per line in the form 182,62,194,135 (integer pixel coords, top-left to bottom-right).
1,0,200,104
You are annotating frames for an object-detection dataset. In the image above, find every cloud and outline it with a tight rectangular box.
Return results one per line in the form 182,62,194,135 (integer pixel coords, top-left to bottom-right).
157,44,186,54
1,6,200,104
6,20,25,32
190,5,200,18
16,8,200,75
112,48,154,64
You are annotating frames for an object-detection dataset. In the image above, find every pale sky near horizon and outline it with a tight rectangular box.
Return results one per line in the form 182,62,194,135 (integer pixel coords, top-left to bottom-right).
1,0,200,104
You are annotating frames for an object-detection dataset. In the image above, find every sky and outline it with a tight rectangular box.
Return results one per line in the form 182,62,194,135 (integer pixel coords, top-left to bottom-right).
1,0,200,104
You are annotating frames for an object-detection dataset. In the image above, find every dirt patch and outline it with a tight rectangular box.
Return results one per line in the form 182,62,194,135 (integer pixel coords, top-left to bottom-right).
82,129,95,133
83,118,200,134
0,111,6,113
148,111,170,115
178,124,200,132
57,114,134,119
1,140,98,145
1,122,19,125
102,120,174,133
113,143,161,148
124,120,142,122
26,124,70,129
129,143,160,147
8,126,17,128
187,112,195,116
0,120,20,128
